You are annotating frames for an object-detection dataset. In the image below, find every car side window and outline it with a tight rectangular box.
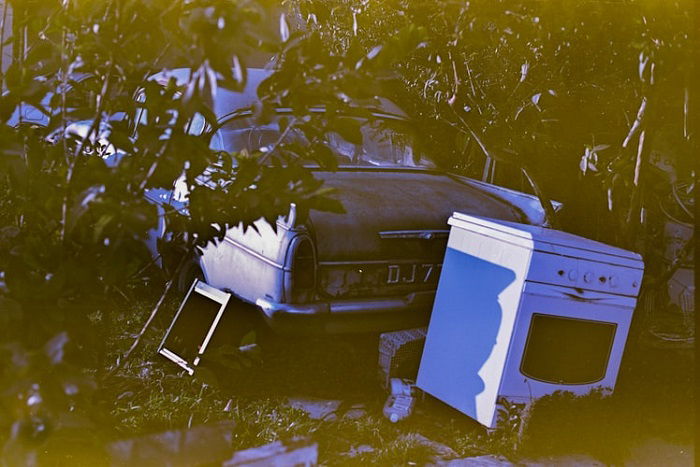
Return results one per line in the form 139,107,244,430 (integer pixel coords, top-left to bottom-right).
214,113,435,169
134,90,207,136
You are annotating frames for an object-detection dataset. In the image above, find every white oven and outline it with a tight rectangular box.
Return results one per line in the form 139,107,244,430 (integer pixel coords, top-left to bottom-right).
417,213,644,428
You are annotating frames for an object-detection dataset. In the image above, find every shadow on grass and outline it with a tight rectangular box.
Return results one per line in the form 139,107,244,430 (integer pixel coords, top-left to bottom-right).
222,333,383,399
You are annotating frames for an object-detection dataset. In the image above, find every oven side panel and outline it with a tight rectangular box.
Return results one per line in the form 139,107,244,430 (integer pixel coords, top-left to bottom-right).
417,225,532,428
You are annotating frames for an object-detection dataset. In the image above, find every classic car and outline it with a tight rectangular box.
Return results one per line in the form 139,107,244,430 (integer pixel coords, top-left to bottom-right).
146,68,558,335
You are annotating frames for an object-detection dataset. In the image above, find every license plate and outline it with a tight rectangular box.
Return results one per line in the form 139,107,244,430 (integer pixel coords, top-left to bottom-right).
387,263,442,284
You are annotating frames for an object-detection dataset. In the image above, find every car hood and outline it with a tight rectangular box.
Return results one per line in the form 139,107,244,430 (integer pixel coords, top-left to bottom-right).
307,168,527,262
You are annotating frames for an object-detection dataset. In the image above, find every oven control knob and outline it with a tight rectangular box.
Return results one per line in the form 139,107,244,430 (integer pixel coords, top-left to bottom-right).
609,275,618,288
567,269,578,281
583,272,593,283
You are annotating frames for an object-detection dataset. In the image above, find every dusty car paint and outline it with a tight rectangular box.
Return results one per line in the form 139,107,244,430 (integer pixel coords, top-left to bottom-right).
195,165,554,334
144,68,560,334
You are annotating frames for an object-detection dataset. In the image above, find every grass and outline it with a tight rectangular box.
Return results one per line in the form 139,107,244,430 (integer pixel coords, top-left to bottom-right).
92,296,694,465
519,345,695,464
348,434,438,466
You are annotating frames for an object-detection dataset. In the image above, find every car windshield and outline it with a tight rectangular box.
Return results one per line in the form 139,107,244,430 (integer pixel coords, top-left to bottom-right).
210,114,435,168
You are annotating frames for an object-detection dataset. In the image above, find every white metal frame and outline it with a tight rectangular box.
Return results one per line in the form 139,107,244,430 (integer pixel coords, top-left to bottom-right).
158,279,231,375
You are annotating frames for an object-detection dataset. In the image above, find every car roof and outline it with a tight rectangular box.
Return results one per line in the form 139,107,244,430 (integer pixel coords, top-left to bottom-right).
7,68,408,128
4,72,91,127
5,93,54,127
149,67,409,121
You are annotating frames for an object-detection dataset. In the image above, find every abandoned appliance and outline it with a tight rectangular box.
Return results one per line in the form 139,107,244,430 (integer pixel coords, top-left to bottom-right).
159,280,232,375
417,212,644,428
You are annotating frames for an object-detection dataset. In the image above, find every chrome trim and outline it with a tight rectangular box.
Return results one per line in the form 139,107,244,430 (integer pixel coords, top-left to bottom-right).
255,291,435,318
217,107,407,126
283,234,318,303
222,235,287,271
379,230,450,240
287,203,297,228
319,259,441,266
256,298,330,316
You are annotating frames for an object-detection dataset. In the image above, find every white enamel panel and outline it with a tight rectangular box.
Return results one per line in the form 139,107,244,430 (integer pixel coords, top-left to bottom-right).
418,222,532,428
449,212,644,267
418,212,644,428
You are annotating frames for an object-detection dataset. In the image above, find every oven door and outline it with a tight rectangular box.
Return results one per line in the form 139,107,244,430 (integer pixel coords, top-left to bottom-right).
499,281,637,402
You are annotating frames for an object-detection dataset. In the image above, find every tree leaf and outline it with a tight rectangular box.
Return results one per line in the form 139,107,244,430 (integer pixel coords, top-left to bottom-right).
367,45,383,60
44,332,69,365
332,117,363,145
520,62,529,82
280,13,290,42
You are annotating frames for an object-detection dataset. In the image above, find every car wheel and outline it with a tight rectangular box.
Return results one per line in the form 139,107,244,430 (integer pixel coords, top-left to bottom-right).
176,256,205,294
214,299,260,345
201,298,263,376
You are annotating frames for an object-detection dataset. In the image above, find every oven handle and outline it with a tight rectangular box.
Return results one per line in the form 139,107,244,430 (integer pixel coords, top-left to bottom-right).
523,281,638,308
561,291,606,303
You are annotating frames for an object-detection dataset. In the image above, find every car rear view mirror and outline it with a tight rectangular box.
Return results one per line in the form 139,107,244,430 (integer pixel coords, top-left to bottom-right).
158,279,231,375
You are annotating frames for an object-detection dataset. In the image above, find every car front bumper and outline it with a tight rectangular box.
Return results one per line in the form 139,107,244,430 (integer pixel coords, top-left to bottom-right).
254,291,436,334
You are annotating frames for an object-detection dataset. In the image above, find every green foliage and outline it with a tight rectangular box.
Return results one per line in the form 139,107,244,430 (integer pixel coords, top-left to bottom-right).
0,0,420,460
0,0,693,461
0,331,106,464
1,0,269,343
293,0,693,248
0,0,417,347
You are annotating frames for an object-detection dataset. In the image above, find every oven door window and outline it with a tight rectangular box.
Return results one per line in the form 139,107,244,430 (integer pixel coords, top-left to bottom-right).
520,314,617,385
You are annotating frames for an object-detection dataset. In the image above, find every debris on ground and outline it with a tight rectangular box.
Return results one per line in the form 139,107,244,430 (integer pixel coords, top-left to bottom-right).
378,328,427,388
432,455,514,466
223,437,317,466
383,378,418,423
107,421,236,465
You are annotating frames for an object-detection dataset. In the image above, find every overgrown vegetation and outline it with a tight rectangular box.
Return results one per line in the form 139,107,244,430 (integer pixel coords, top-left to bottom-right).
293,0,693,248
100,305,693,464
0,0,694,464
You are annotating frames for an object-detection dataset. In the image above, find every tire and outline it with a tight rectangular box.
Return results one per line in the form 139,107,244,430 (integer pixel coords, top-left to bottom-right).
176,256,205,294
211,298,260,347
